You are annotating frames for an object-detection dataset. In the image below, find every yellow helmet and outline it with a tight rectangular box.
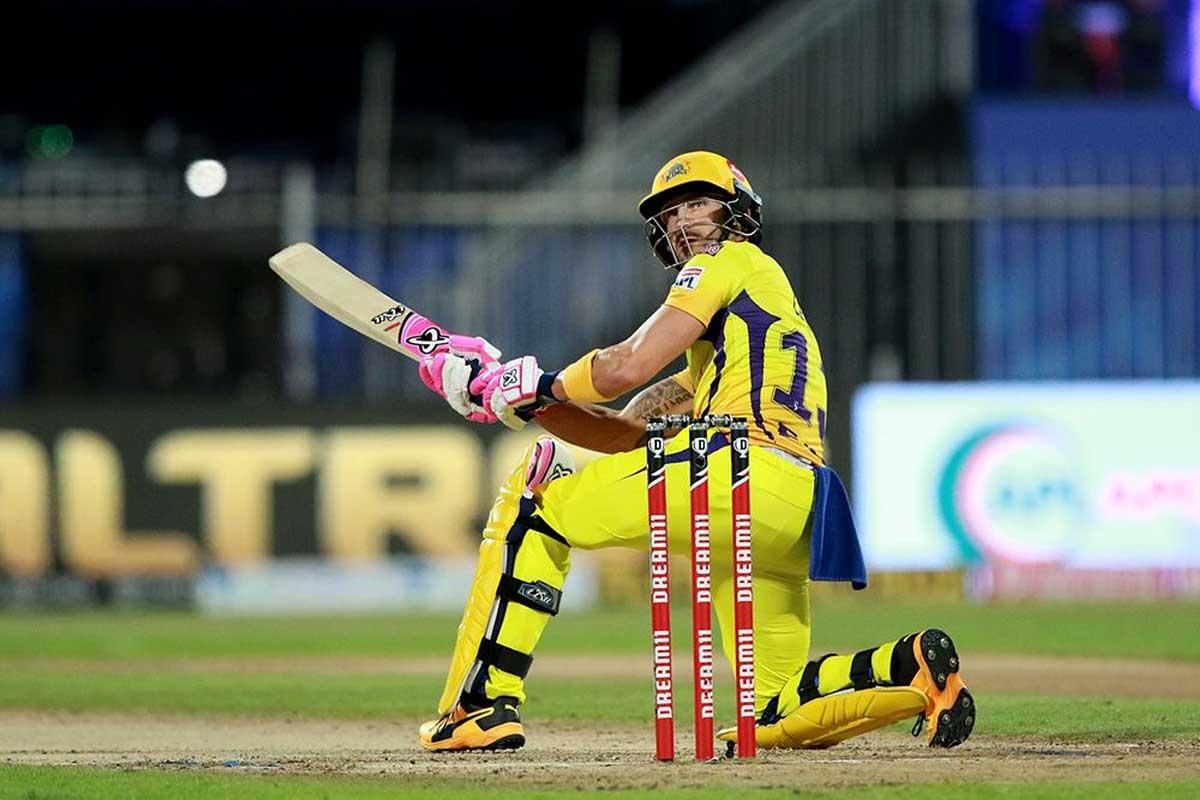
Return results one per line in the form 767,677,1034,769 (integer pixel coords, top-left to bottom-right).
638,151,763,269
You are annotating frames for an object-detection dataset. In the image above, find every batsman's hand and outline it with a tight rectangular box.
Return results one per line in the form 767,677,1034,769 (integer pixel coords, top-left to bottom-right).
473,355,554,431
418,334,503,423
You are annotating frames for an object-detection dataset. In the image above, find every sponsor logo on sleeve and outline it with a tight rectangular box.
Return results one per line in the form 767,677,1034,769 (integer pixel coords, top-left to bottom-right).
673,265,705,291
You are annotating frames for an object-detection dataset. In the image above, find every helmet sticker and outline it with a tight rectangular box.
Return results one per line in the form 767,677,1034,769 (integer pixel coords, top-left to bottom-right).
673,265,705,291
663,162,689,183
726,160,748,184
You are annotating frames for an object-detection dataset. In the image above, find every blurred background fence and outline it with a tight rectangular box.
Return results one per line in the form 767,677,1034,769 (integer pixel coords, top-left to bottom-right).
1,0,1197,605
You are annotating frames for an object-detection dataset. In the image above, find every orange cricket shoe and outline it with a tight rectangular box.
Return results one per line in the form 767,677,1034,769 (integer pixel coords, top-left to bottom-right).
909,628,976,748
419,696,525,752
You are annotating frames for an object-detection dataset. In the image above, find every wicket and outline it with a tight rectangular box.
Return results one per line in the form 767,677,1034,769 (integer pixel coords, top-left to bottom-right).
645,414,755,762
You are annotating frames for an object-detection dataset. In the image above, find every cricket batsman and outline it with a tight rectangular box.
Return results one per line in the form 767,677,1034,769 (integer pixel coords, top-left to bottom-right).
415,151,975,753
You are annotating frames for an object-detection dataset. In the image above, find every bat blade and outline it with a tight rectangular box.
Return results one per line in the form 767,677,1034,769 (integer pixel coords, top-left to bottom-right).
269,242,420,361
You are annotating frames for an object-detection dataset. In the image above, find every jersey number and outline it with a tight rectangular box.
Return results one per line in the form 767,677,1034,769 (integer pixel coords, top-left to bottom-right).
774,331,811,422
728,293,823,439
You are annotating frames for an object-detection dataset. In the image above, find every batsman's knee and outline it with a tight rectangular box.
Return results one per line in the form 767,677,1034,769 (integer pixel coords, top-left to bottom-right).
522,436,576,495
483,436,575,545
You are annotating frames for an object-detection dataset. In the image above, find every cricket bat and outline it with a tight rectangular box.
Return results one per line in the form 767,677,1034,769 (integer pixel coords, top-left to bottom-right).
269,242,452,361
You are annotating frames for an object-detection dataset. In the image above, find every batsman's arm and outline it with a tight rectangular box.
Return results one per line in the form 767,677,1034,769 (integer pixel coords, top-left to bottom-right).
550,305,704,402
533,375,694,454
529,304,702,452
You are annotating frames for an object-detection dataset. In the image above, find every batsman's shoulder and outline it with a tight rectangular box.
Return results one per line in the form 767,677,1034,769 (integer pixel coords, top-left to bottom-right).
672,245,746,297
711,241,762,280
690,240,748,268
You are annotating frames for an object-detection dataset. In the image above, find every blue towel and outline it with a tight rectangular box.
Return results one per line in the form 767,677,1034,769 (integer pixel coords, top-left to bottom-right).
658,434,868,589
809,465,868,590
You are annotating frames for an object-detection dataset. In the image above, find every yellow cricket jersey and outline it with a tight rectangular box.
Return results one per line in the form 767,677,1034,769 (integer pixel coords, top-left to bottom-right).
663,240,827,464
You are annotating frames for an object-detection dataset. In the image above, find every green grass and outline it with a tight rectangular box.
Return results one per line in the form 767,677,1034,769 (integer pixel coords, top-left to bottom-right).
0,609,648,660
0,767,1197,800
811,601,1200,662
0,668,707,723
0,612,469,660
980,694,1200,740
1,660,1196,741
3,602,1199,662
2,603,1198,736
3,604,1199,797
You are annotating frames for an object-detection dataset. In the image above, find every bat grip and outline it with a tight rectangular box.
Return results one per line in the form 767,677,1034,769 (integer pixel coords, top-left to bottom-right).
464,357,489,406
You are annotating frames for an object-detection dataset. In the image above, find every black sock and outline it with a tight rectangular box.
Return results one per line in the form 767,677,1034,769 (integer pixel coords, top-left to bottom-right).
461,693,519,712
889,633,920,685
460,691,490,711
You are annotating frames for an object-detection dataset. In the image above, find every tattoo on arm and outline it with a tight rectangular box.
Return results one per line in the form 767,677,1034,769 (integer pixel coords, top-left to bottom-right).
622,377,694,423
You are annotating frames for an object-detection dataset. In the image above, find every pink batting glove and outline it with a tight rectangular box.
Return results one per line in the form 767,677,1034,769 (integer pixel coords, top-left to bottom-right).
420,354,500,423
416,331,503,424
473,356,543,431
418,334,502,390
417,352,448,396
397,311,501,367
461,359,502,423
401,310,500,399
442,333,502,367
417,336,502,397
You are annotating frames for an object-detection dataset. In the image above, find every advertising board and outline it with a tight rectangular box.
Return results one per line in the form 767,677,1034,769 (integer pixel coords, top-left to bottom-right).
852,382,1200,599
0,402,616,609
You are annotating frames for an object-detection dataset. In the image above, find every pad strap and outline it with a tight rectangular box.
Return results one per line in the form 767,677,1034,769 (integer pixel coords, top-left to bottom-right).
757,695,782,726
850,648,877,691
797,653,834,705
497,574,562,616
476,637,534,679
524,514,570,547
517,497,571,547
